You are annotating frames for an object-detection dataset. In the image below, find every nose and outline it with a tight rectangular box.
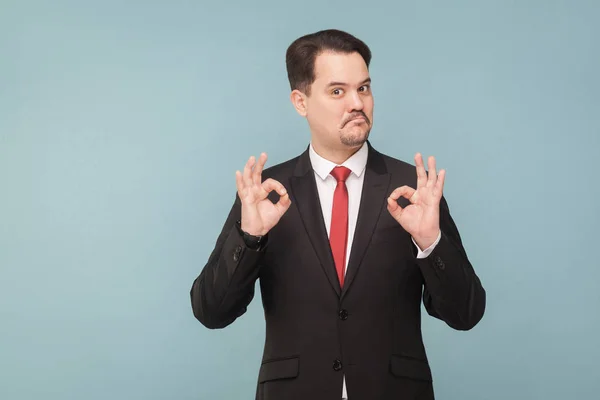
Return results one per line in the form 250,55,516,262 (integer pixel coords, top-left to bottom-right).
347,91,364,112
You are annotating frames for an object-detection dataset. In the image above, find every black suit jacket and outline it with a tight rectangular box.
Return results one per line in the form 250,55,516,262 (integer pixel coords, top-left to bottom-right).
191,142,486,400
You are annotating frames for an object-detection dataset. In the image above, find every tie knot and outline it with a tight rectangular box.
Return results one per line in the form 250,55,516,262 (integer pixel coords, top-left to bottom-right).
330,166,351,183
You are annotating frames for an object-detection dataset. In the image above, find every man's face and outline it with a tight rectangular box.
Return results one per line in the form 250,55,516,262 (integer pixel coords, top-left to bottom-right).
302,51,374,150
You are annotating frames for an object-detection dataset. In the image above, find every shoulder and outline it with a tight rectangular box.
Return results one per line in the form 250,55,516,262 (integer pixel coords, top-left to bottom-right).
377,150,416,173
261,153,302,181
369,145,417,179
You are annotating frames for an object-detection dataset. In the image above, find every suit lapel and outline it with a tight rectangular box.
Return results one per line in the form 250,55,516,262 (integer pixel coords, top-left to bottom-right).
341,144,390,299
289,142,392,299
290,147,341,297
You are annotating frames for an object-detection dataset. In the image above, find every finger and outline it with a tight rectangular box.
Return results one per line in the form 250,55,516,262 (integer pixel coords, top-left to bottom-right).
274,191,292,215
388,186,417,220
253,153,267,185
235,170,245,194
261,178,288,197
434,169,446,197
415,153,427,189
427,156,437,187
387,196,403,219
243,156,255,188
389,185,416,202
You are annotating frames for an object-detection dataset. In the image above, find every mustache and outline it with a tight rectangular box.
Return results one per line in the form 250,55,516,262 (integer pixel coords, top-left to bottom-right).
342,111,370,127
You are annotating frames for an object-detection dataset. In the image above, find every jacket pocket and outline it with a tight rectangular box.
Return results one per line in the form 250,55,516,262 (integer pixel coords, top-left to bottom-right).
389,355,432,381
258,356,299,383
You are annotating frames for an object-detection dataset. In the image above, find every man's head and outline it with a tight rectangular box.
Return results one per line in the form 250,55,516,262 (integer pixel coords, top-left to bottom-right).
286,29,374,154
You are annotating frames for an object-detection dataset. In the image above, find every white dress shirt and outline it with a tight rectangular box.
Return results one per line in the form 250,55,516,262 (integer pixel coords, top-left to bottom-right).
308,141,441,400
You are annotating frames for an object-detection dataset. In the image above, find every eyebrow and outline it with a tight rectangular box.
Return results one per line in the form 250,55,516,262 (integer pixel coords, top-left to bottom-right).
326,77,371,87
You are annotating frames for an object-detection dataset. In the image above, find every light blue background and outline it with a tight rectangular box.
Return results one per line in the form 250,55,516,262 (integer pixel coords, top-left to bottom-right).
1,1,599,399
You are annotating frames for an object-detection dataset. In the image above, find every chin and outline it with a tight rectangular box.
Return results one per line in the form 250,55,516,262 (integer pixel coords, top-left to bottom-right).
340,127,370,147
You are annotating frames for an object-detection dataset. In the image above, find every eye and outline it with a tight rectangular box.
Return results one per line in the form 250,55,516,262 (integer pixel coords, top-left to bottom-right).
331,88,344,96
359,85,371,93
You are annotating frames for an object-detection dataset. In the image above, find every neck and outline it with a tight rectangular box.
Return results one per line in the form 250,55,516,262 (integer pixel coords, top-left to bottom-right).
311,139,363,165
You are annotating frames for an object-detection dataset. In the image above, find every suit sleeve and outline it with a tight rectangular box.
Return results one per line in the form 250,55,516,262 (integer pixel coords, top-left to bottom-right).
418,196,486,330
190,194,264,329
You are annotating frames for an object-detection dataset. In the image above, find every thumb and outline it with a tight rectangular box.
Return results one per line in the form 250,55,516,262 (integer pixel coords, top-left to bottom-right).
274,192,292,215
387,196,403,221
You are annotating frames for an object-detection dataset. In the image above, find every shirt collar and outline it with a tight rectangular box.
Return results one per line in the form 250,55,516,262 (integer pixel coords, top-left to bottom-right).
308,141,368,181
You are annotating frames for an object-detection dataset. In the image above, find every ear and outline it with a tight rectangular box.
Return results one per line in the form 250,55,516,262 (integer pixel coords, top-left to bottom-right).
290,89,308,117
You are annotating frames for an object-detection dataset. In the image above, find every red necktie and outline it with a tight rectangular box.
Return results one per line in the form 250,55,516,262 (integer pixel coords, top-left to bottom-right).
330,166,352,287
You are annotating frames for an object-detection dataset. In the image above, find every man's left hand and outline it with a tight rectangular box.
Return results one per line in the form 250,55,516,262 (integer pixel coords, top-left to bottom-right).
387,153,445,250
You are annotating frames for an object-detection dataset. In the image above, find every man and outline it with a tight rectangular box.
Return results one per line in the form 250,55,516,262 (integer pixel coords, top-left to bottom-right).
190,29,485,400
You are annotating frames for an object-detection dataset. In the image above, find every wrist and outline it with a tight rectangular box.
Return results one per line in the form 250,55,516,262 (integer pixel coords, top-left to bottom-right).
413,229,441,250
240,220,266,236
236,221,266,250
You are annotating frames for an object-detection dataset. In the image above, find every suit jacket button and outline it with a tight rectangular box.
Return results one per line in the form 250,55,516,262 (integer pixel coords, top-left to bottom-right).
339,309,349,320
333,359,342,371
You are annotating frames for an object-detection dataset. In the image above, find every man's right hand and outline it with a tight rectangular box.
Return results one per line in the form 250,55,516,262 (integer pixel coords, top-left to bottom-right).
235,153,291,236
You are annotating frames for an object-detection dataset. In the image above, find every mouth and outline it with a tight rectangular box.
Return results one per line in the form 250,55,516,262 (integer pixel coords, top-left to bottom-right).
345,117,367,126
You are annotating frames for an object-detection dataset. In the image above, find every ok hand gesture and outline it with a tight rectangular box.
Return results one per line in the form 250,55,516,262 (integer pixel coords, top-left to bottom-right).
235,153,291,236
387,153,445,250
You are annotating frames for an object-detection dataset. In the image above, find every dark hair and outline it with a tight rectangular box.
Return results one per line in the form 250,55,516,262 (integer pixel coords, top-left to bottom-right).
285,29,372,95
